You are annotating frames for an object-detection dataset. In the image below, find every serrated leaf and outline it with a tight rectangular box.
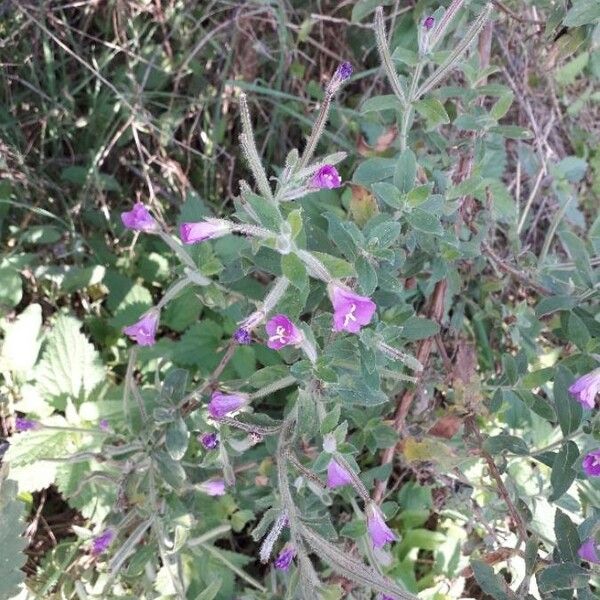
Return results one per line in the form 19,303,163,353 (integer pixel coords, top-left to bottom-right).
406,209,443,235
153,451,186,490
414,97,450,129
356,256,378,296
34,315,105,402
0,472,28,600
282,253,308,290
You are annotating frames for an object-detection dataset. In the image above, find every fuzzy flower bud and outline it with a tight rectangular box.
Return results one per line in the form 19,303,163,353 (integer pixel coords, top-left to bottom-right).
274,545,296,570
569,368,600,409
366,503,397,549
310,165,342,190
15,417,40,432
123,309,160,347
199,432,219,450
583,450,600,477
233,328,252,345
208,391,248,420
423,16,435,30
121,203,159,232
91,529,115,556
199,479,227,496
179,218,232,244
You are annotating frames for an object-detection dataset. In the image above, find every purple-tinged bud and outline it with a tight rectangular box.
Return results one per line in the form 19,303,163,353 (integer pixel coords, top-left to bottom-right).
14,417,40,432
583,450,600,477
123,309,160,347
233,328,252,345
265,315,303,350
310,165,342,190
179,218,232,244
274,546,296,570
99,419,110,432
199,479,226,496
579,538,600,564
327,459,353,488
366,503,397,549
423,15,435,30
121,203,158,232
91,529,115,556
569,368,600,410
208,391,248,420
200,432,219,450
328,284,376,334
335,62,353,81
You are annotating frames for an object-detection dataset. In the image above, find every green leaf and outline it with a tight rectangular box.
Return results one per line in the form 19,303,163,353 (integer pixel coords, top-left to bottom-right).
160,369,189,406
490,92,514,120
372,182,404,209
483,435,529,456
517,390,556,421
563,0,600,26
287,209,303,239
401,317,440,340
361,95,403,113
393,149,416,194
312,252,355,278
535,296,576,318
282,253,309,290
0,472,27,600
549,441,579,501
0,268,22,309
153,450,186,490
166,417,190,461
406,209,443,235
471,560,517,600
538,563,589,593
34,315,105,402
0,303,42,376
353,158,396,186
554,509,580,563
243,192,283,231
195,578,222,600
489,125,532,139
413,97,450,129
356,256,378,296
368,222,401,248
554,367,582,437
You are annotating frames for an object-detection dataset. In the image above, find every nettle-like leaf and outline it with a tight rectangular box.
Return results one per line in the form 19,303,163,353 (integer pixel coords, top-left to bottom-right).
0,469,28,600
34,314,106,403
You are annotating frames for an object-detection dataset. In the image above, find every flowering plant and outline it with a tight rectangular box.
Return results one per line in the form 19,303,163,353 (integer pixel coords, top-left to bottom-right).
2,2,600,599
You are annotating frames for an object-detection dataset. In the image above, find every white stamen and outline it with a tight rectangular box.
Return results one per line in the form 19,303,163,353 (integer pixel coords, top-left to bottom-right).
268,325,287,344
343,304,357,327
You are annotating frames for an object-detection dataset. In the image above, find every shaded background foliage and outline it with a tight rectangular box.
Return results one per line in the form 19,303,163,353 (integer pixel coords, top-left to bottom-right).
0,0,600,599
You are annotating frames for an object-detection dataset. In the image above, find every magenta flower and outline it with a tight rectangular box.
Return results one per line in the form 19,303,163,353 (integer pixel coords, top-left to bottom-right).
121,203,158,232
179,219,231,244
208,391,247,420
123,309,160,346
423,16,435,30
233,328,252,345
200,432,219,450
366,504,397,549
99,419,110,432
569,369,600,409
274,546,296,570
579,538,600,563
14,417,40,432
265,315,303,350
327,459,353,489
328,284,376,334
199,479,226,496
91,529,115,556
311,165,342,190
583,450,600,477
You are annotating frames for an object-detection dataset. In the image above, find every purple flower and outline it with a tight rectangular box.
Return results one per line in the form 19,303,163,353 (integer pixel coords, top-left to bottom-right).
91,529,115,556
179,219,231,244
328,284,376,334
327,459,353,488
123,310,160,346
423,16,435,30
208,391,247,420
579,538,600,564
583,450,600,477
310,165,342,190
99,419,110,432
265,315,303,350
121,203,158,232
335,62,353,81
199,479,226,496
14,417,40,432
200,432,219,450
366,504,397,549
233,328,252,345
569,369,600,410
274,546,296,570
